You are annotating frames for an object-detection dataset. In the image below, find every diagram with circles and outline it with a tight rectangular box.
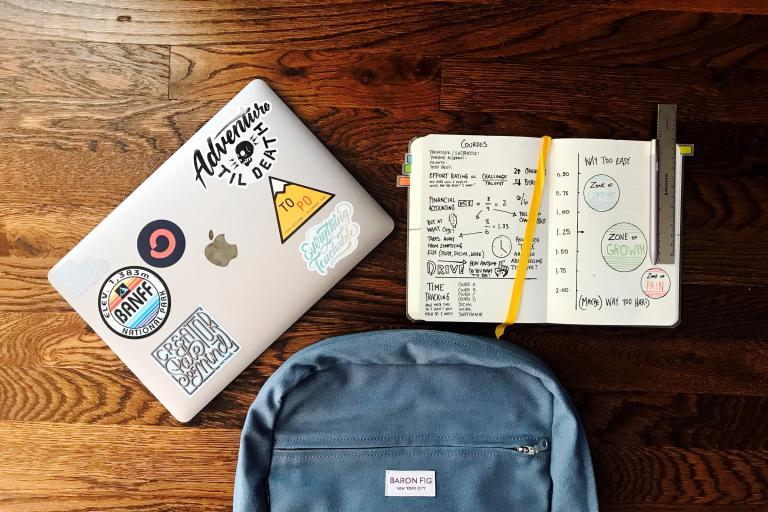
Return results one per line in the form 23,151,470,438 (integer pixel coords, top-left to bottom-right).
544,140,677,325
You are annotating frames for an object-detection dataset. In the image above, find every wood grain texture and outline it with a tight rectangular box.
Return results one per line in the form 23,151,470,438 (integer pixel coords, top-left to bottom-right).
0,39,169,99
441,60,768,123
1,2,767,46
1,1,767,511
164,12,768,72
3,162,767,285
170,48,440,109
592,444,768,506
0,421,240,512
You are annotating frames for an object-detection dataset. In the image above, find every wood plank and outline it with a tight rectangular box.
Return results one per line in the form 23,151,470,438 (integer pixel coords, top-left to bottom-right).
0,420,766,510
574,391,768,451
0,203,109,258
0,311,118,368
0,366,175,426
593,444,768,506
0,421,238,511
607,1,768,15
2,100,763,182
0,40,168,99
170,48,440,108
0,97,214,154
167,14,768,77
0,258,63,311
606,505,768,512
1,2,766,46
0,1,507,45
441,60,768,123
447,9,768,66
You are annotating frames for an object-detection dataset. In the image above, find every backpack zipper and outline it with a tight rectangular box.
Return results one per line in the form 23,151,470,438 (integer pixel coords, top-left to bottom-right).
510,438,550,456
273,437,551,455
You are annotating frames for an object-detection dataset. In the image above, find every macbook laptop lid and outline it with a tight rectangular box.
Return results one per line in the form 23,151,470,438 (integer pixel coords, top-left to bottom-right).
48,80,394,422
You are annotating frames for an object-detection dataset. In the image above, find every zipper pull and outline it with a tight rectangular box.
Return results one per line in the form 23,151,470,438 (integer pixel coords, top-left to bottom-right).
513,438,550,455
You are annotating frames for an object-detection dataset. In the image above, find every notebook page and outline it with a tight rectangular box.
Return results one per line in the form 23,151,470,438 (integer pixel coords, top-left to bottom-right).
407,134,549,323
546,139,679,325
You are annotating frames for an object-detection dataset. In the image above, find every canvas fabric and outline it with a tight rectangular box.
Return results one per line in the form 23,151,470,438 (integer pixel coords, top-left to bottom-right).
233,329,598,511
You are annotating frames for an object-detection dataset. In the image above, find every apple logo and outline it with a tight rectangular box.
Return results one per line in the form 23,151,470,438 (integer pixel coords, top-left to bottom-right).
204,230,238,267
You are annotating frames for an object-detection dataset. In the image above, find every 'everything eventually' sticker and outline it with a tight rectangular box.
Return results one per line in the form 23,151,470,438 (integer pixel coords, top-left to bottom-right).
299,201,360,276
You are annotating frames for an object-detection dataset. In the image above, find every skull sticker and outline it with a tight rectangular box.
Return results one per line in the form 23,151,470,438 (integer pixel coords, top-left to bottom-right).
193,99,279,189
236,140,255,165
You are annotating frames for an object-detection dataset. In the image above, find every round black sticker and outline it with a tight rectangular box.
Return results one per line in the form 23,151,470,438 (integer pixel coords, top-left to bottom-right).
137,219,186,268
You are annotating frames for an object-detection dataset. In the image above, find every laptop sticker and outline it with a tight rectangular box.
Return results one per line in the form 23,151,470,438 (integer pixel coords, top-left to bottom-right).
49,257,110,299
269,176,335,243
137,219,186,268
193,100,278,189
98,266,171,339
300,201,360,276
151,306,240,395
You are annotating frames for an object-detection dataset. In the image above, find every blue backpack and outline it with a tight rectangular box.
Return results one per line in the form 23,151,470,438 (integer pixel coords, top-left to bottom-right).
234,329,598,511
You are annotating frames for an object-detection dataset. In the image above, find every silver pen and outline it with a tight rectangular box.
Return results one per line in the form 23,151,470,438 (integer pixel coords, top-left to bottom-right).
650,139,658,265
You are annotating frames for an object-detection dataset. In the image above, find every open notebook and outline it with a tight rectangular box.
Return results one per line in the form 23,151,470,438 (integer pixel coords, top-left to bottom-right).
406,135,683,326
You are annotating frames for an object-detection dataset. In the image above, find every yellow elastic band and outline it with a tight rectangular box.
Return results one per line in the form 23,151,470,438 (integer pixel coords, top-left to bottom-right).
496,136,552,339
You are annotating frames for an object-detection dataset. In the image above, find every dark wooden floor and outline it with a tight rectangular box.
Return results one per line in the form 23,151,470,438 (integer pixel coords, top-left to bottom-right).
1,1,767,510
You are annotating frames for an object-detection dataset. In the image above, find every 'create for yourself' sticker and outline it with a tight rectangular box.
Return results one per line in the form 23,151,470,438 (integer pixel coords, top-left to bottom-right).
98,266,171,339
151,306,240,395
300,201,360,276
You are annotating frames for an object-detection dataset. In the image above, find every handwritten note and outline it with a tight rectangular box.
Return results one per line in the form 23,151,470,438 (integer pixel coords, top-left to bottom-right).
407,135,681,326
408,135,549,323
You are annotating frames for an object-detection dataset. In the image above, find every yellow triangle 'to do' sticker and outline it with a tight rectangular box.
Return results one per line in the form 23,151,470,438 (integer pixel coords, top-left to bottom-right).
269,177,335,243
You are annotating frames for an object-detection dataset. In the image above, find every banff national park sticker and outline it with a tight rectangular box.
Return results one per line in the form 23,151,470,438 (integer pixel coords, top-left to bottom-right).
98,266,171,339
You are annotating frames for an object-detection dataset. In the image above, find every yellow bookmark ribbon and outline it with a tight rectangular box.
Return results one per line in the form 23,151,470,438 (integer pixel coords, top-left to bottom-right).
496,136,552,339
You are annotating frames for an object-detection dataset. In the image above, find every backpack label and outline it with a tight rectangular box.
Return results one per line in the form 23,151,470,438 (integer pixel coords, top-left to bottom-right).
385,470,436,497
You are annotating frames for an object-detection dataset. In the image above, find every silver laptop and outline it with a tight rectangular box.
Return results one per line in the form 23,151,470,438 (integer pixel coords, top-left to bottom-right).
48,80,393,422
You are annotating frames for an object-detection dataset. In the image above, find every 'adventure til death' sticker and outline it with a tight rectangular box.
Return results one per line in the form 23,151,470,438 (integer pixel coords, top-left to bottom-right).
300,201,360,276
193,100,278,189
